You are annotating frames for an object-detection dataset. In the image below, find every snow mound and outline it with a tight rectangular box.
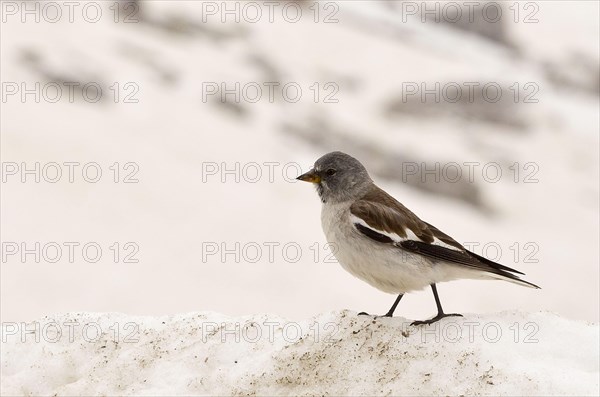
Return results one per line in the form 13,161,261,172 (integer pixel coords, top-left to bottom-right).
1,311,598,396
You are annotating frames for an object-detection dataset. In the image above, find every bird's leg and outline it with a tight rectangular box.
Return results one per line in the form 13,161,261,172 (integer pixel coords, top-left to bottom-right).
383,294,403,317
411,284,463,326
358,294,403,317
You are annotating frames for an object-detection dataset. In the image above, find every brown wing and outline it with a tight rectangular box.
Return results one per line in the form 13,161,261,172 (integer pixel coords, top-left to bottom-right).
350,185,537,287
352,185,464,248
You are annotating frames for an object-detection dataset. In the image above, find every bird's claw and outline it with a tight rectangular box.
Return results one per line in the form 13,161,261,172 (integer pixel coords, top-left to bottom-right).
411,313,463,326
358,311,394,319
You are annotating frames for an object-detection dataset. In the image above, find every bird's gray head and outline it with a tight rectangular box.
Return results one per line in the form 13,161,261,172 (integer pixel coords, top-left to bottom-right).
297,151,373,203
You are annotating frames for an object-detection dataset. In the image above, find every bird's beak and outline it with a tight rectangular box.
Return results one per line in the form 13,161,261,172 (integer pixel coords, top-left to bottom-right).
296,169,321,184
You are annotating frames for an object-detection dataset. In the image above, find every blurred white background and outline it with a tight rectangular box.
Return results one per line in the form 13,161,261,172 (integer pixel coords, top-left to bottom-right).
1,0,598,323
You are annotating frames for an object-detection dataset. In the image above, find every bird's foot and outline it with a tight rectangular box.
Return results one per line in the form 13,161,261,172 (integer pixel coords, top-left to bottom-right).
411,313,463,326
358,311,394,318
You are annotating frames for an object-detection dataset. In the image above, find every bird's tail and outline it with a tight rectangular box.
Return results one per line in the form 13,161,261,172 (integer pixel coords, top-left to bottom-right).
487,272,540,289
467,250,540,289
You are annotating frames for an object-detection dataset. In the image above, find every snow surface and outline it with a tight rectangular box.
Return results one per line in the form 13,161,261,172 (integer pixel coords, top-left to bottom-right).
1,311,598,396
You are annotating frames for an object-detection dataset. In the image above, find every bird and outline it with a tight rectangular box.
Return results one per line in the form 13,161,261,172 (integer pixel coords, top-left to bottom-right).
297,151,539,325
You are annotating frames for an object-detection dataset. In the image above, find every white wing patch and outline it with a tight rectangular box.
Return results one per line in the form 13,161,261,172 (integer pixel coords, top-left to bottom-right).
350,214,405,243
350,214,463,252
431,237,463,251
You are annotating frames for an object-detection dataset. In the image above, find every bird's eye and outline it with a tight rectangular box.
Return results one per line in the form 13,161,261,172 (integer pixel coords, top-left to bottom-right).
326,168,336,176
